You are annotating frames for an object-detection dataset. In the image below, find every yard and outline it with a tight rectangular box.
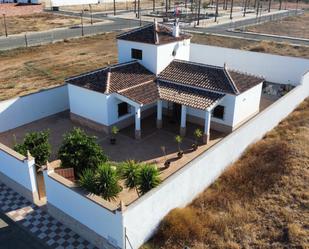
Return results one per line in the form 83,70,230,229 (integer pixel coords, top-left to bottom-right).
245,11,309,39
0,12,100,36
0,31,308,101
144,98,309,248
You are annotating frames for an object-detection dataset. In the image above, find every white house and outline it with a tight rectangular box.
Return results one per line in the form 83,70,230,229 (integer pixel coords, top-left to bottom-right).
66,21,264,143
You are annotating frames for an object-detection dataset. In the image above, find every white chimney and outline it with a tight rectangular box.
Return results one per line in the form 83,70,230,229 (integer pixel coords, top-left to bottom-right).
172,19,180,38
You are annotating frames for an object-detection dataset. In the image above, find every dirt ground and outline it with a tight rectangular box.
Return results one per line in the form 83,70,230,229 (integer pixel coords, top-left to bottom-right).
144,98,309,249
0,12,98,36
0,3,43,17
0,32,309,101
246,11,309,39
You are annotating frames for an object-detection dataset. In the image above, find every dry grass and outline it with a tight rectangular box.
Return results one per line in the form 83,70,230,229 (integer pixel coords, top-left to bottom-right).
0,32,118,101
192,34,309,59
246,11,309,39
144,98,309,249
0,13,97,36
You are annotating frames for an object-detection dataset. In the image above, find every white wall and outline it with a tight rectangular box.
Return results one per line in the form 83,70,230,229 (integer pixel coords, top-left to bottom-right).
0,85,69,133
0,144,37,196
44,170,124,248
233,83,263,127
190,44,309,85
68,84,109,125
117,39,191,75
122,73,309,249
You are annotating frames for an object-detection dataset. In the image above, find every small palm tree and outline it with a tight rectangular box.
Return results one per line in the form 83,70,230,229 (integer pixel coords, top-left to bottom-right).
175,135,183,157
96,163,121,201
138,164,161,195
110,126,119,144
79,168,99,195
193,128,203,150
121,160,140,196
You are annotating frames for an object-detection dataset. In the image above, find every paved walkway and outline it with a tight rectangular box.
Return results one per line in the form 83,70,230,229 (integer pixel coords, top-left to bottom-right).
0,183,97,249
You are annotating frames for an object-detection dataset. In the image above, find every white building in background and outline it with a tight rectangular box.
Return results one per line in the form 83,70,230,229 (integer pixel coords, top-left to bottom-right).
66,21,264,142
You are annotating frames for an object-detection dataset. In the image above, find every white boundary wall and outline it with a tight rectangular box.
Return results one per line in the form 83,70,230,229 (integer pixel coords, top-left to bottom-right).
190,44,309,85
122,73,309,249
0,143,38,202
0,85,69,133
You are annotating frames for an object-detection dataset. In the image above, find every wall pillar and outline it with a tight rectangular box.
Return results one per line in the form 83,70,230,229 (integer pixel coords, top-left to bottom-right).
156,100,163,129
135,106,141,140
180,105,187,136
203,110,211,144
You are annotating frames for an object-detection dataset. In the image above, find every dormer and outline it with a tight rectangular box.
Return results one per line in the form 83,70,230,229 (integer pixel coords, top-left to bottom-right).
116,21,192,75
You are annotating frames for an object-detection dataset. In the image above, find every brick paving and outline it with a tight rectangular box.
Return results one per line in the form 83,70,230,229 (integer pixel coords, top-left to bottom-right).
0,183,98,249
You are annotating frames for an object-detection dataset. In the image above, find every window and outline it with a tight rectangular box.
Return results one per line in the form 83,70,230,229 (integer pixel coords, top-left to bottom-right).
131,49,143,60
212,105,225,120
118,102,129,117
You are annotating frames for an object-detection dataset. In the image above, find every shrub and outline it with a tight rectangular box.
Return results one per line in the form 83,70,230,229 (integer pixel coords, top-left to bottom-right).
120,160,140,195
79,168,99,195
58,128,107,176
138,164,161,195
175,135,183,152
96,163,121,201
14,130,51,166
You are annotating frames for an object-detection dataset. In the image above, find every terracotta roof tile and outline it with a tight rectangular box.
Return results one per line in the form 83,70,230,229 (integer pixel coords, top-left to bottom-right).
158,81,224,110
117,23,192,45
227,70,264,92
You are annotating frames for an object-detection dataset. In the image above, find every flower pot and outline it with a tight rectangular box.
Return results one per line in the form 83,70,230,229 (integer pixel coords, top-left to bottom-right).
110,138,116,145
164,161,170,168
177,151,184,158
192,143,198,151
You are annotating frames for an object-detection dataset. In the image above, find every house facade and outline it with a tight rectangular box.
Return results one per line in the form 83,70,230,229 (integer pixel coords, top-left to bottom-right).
66,21,264,143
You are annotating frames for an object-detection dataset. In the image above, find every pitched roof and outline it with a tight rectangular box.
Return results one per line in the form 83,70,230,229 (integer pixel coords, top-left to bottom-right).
66,61,155,95
228,70,264,92
116,23,192,45
158,81,224,110
158,60,263,94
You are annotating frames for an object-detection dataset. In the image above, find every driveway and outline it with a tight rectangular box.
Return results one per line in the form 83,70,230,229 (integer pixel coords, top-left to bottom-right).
0,212,50,249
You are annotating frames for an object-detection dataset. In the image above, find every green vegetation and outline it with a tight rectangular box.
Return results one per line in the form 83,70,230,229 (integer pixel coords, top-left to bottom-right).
137,164,161,195
58,128,108,175
14,130,51,165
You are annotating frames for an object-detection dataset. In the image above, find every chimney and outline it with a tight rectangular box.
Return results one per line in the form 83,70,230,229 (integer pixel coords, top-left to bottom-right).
154,19,159,44
172,19,180,38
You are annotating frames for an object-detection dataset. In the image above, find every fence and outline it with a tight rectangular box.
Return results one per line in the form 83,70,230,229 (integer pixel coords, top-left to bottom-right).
0,85,69,133
122,72,309,249
0,143,38,203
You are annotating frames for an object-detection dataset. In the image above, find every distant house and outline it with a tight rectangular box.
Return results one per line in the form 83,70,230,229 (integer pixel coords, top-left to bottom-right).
66,21,264,143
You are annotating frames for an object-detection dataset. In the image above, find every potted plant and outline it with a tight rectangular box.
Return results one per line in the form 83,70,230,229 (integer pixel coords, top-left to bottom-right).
175,135,184,158
192,128,203,151
161,146,170,168
110,126,119,145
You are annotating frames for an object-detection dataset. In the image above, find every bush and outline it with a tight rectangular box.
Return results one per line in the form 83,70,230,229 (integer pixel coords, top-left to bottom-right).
80,163,121,201
14,130,51,166
58,128,107,176
138,164,161,195
120,160,140,195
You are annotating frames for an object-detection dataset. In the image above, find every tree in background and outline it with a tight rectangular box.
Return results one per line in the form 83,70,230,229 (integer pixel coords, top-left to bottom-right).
58,128,107,176
14,130,51,166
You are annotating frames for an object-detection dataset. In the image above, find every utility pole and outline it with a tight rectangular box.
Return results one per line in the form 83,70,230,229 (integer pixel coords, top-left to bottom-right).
197,0,201,25
165,0,168,13
137,0,140,19
268,0,271,12
80,10,84,36
279,0,282,10
134,0,137,16
89,4,93,25
113,0,116,15
214,0,219,22
153,0,155,12
230,0,234,19
3,14,8,37
243,0,247,16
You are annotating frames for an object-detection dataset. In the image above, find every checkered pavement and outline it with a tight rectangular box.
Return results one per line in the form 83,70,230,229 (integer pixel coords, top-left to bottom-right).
0,183,98,249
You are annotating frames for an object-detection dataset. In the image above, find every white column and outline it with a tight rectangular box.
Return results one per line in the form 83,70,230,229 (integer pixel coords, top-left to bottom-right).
180,105,187,136
135,106,141,139
157,100,163,128
203,110,211,144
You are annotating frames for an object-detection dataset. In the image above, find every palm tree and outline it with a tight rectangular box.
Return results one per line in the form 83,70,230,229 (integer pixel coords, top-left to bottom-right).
121,160,140,195
96,163,121,201
138,164,161,195
79,168,99,195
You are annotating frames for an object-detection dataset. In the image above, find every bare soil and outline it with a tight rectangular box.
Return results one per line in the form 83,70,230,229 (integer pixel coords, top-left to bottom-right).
245,11,309,39
0,13,98,36
0,32,309,101
144,98,309,249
